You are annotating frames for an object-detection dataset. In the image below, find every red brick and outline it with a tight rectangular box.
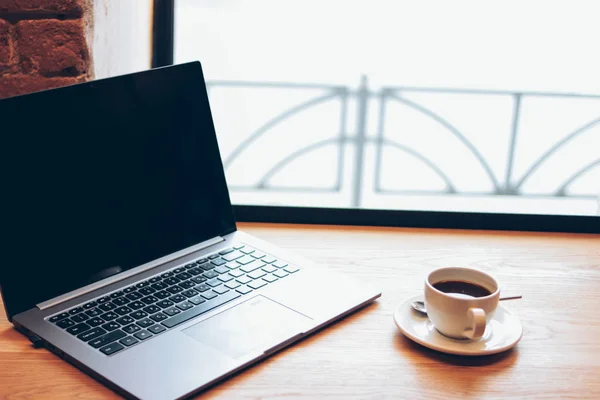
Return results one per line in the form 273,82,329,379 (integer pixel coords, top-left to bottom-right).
0,0,84,17
0,18,13,68
0,73,85,99
16,19,89,76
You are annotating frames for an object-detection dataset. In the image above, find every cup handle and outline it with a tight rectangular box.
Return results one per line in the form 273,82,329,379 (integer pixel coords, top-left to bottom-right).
465,308,486,339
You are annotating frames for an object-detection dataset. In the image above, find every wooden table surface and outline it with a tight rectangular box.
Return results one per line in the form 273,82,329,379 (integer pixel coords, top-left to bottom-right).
1,223,600,399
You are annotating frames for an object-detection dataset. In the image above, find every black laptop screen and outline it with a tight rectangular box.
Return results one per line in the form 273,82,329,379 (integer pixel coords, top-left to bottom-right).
0,62,236,319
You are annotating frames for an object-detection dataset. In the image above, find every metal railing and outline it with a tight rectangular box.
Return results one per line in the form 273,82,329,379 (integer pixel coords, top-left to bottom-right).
207,78,600,207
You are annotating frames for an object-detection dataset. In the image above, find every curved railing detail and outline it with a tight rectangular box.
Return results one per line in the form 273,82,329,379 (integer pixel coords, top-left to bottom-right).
555,159,600,196
387,94,501,192
515,117,600,190
223,91,342,169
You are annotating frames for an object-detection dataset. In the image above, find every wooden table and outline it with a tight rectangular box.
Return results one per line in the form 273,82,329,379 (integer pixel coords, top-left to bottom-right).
2,223,600,399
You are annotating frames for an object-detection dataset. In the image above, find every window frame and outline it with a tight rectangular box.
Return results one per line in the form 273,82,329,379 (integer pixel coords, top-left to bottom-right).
152,0,599,234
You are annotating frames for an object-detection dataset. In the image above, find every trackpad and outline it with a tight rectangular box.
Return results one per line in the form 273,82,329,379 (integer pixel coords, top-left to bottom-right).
183,295,312,359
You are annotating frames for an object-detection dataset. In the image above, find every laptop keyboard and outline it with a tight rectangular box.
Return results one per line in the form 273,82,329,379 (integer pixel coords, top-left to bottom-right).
46,244,300,356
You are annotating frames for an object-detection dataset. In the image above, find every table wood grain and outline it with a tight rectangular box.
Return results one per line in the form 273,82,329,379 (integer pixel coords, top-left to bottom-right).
2,223,600,399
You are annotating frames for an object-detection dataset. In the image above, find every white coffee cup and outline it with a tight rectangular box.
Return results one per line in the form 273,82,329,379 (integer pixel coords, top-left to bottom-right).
424,267,500,340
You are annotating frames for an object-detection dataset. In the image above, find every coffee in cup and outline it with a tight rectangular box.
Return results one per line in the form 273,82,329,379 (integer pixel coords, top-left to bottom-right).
424,267,500,340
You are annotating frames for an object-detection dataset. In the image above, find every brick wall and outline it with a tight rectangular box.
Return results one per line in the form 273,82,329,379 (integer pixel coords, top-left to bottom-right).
0,0,92,99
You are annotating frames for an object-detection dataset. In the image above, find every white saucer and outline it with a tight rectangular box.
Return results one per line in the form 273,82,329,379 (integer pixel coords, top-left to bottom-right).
394,294,523,356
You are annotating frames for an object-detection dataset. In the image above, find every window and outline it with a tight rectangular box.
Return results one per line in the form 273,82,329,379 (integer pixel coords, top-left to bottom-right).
160,0,600,231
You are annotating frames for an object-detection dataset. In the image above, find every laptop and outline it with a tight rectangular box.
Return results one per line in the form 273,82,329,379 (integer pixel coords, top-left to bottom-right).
0,62,381,399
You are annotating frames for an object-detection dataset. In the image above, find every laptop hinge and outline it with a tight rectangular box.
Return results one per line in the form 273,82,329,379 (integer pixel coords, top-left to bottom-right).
37,236,226,311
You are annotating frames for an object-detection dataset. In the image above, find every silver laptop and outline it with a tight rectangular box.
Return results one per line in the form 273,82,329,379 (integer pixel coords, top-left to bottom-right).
0,62,381,399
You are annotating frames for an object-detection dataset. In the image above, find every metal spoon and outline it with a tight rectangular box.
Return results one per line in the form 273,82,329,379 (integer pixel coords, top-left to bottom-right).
411,295,522,315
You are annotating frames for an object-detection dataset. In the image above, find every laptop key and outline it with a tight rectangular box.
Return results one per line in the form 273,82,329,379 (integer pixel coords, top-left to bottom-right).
226,262,240,270
188,296,205,305
119,336,139,347
262,265,277,274
88,317,104,327
184,263,196,270
134,330,153,340
176,301,194,311
163,277,181,286
151,281,168,290
240,262,265,274
112,297,130,306
167,286,184,294
195,283,211,292
85,308,102,317
208,254,220,260
233,244,245,250
128,301,146,310
149,277,161,284
182,289,199,298
163,307,181,317
203,270,219,279
57,318,75,329
102,321,121,332
218,247,234,255
196,258,208,264
273,270,289,279
97,296,110,304
99,302,116,312
248,270,267,280
229,269,244,278
148,324,166,335
206,279,222,288
210,258,227,266
157,300,174,309
263,275,278,283
69,307,84,315
214,266,230,274
251,251,266,259
136,281,150,288
100,312,119,321
130,310,148,320
284,266,300,273
136,318,155,328
221,251,243,262
77,327,107,342
154,290,170,299
248,280,268,290
126,292,143,301
123,286,135,293
273,260,288,269
110,291,124,299
116,316,134,326
240,247,255,255
122,324,141,334
114,306,133,316
82,301,97,310
217,274,233,282
160,271,174,279
99,342,125,356
161,291,241,329
89,329,126,348
169,294,187,303
71,313,89,323
143,305,161,314
201,291,218,300
138,287,156,296
191,276,207,285
173,267,185,274
236,286,253,295
236,255,255,265
225,281,241,289
176,272,192,280
213,286,230,295
236,276,252,285
199,262,215,271
66,323,91,335
188,267,202,276
150,313,168,322
141,295,159,305
262,255,277,264
178,280,196,289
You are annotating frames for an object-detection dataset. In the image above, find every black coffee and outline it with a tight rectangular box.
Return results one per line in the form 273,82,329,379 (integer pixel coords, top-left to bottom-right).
432,280,492,298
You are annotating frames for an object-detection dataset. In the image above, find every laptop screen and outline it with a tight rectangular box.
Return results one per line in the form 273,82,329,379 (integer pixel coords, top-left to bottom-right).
0,62,237,319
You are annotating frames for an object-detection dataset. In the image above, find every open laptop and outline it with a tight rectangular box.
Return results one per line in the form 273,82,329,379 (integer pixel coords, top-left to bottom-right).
0,62,380,399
